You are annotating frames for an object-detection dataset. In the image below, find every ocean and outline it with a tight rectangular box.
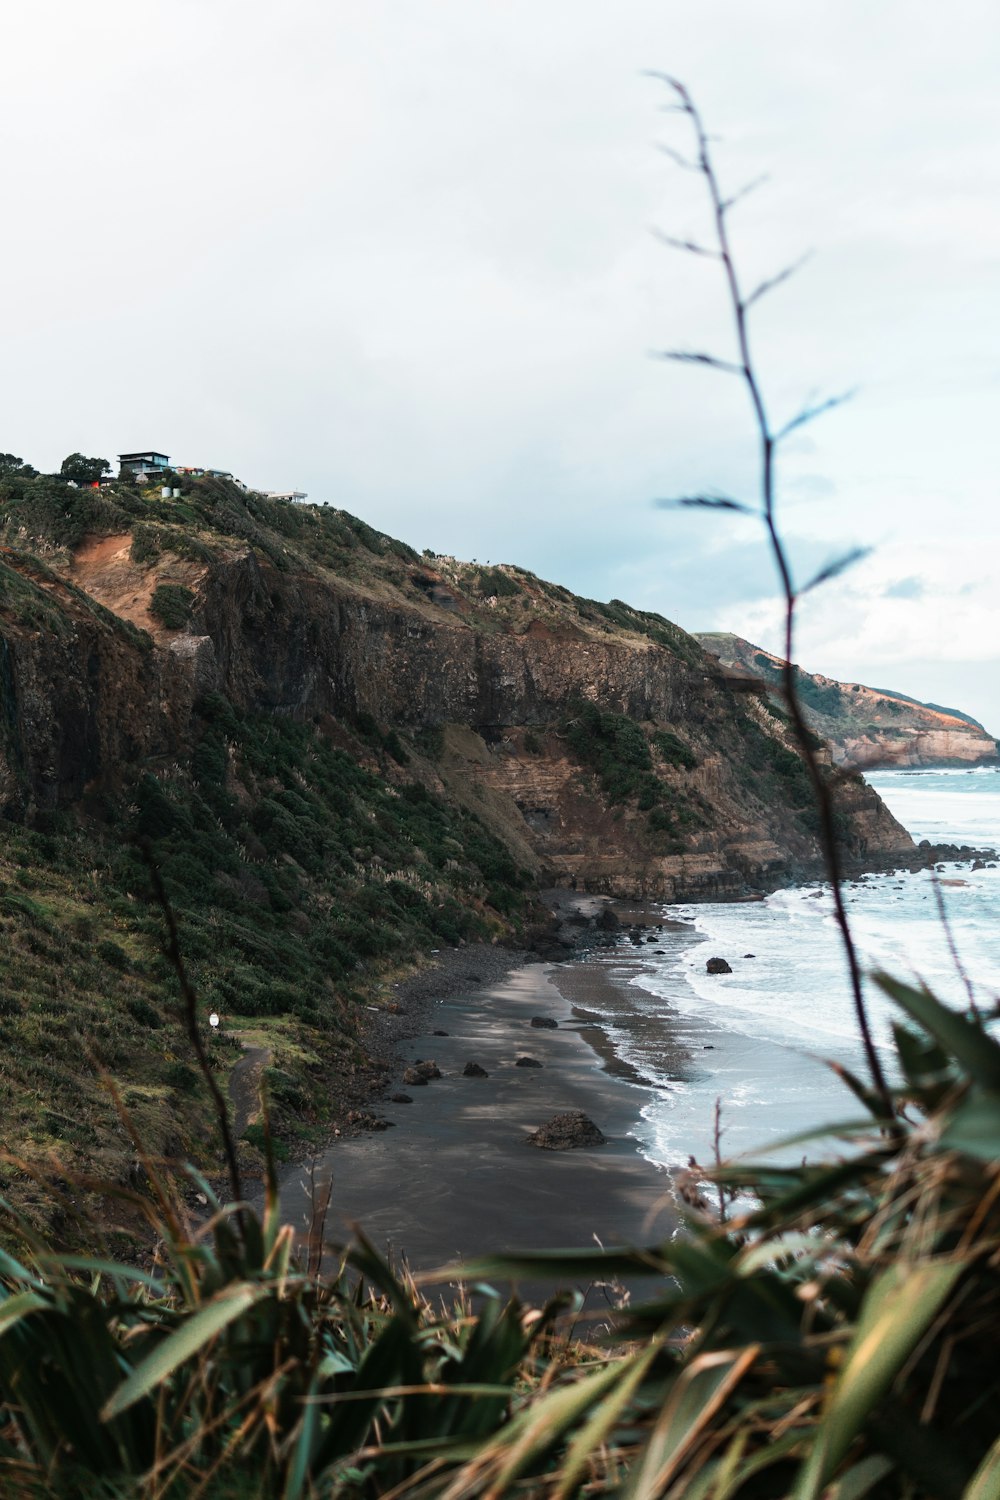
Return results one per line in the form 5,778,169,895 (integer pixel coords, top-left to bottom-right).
586,767,1000,1172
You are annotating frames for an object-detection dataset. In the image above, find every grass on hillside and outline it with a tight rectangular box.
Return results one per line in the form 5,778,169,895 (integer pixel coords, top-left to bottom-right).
0,694,535,1236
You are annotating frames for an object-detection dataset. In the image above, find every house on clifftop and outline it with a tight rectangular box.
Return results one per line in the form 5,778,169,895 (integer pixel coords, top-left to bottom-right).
118,450,170,479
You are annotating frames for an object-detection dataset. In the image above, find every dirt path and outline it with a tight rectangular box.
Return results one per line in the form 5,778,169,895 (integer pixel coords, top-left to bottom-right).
229,1046,270,1136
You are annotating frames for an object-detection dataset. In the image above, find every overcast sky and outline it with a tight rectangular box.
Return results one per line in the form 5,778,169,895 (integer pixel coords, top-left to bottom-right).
4,2,999,728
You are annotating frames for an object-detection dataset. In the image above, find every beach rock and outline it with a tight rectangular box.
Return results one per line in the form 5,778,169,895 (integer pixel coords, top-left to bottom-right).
706,957,732,975
973,859,986,871
389,1093,413,1103
743,953,755,958
433,1029,450,1036
463,1061,489,1077
530,1016,558,1029
348,1111,395,1131
525,1110,607,1150
646,935,658,943
596,907,619,931
402,1059,442,1085
515,1056,543,1068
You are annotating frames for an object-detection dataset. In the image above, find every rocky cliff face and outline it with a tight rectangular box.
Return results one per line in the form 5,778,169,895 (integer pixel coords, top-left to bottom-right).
696,633,998,770
0,487,916,900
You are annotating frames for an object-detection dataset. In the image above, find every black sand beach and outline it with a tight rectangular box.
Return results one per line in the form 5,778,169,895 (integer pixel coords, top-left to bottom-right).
276,937,678,1302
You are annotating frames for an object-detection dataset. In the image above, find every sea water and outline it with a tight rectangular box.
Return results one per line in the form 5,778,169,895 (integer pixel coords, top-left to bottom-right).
590,767,1000,1171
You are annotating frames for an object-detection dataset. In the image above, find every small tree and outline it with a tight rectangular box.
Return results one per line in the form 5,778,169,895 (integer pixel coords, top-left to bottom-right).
59,452,111,485
0,453,38,477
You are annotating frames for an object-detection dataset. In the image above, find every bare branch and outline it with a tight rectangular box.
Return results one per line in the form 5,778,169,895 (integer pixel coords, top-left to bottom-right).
776,388,857,442
651,228,720,258
800,546,872,594
653,349,745,376
643,69,693,99
931,874,980,1018
649,76,895,1120
744,253,812,311
654,142,702,172
653,494,754,514
720,174,770,214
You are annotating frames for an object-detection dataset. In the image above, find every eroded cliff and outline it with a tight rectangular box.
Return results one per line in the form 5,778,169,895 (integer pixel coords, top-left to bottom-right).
0,472,927,1223
0,481,915,902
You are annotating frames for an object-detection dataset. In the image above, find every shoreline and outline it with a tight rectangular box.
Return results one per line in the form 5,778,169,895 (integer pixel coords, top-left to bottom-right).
275,932,677,1302
273,786,998,1287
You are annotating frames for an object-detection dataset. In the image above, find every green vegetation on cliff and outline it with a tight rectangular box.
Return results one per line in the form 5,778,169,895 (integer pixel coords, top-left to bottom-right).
0,463,909,1230
0,676,534,1233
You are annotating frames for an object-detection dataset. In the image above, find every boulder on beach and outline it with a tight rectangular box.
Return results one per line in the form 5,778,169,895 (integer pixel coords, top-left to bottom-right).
433,1029,450,1036
463,1061,489,1077
390,1093,413,1104
402,1059,442,1085
706,957,732,975
515,1056,543,1068
530,1016,558,1029
596,906,620,931
525,1110,607,1150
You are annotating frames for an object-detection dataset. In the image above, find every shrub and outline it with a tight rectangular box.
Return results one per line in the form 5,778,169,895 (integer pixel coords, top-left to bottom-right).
163,1060,198,1092
149,583,195,629
652,728,698,769
96,938,130,971
563,701,662,805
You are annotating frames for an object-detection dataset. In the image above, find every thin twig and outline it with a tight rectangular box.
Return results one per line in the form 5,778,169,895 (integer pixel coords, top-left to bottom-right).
141,841,245,1216
658,77,894,1118
930,873,979,1017
712,1099,727,1225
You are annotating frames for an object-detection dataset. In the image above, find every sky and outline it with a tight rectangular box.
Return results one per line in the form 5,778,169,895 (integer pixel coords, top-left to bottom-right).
4,2,999,729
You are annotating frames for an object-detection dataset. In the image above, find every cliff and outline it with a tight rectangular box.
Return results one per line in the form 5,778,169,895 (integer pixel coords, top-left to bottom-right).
696,633,998,769
0,482,915,903
0,473,919,1219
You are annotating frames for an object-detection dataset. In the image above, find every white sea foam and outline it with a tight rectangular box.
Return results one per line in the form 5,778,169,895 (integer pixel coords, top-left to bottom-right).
599,767,1000,1171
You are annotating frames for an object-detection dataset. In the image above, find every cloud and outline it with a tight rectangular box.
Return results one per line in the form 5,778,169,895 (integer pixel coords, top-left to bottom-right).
2,0,999,736
882,576,925,601
724,540,1000,729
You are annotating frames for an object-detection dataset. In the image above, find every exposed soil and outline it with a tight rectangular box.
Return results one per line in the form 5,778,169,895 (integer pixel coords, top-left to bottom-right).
70,532,206,638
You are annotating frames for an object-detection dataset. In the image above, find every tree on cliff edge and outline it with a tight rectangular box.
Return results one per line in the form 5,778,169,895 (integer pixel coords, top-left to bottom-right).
59,452,110,485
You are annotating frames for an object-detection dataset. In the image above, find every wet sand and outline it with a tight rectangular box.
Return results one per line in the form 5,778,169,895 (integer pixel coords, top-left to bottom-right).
276,955,677,1302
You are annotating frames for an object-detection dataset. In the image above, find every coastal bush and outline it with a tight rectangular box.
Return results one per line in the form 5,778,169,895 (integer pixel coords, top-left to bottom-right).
563,701,650,795
735,711,824,835
580,595,703,665
472,565,522,598
652,727,698,769
149,583,195,629
129,522,165,565
0,983,993,1499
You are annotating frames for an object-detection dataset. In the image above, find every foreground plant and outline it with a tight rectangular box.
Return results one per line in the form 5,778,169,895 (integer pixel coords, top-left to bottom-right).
414,977,1000,1498
0,1136,573,1499
0,978,996,1497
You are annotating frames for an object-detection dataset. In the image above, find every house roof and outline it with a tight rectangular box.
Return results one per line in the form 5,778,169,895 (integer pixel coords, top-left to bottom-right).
118,451,170,463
